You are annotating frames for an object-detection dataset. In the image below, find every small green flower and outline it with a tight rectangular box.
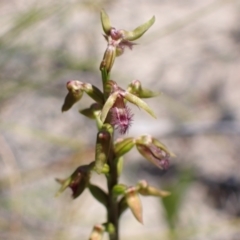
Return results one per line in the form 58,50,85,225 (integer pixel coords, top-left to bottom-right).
62,80,104,112
100,9,155,59
136,135,175,170
100,81,156,134
55,162,94,198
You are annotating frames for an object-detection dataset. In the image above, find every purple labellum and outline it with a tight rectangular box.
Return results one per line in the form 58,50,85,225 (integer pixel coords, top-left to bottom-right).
111,105,134,134
159,158,170,170
110,28,123,40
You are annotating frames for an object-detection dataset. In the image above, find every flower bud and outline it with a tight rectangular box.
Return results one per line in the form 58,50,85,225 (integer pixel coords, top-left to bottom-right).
114,137,136,157
89,224,105,240
136,135,174,170
100,45,116,73
62,80,83,112
112,184,127,197
94,126,112,174
125,187,143,223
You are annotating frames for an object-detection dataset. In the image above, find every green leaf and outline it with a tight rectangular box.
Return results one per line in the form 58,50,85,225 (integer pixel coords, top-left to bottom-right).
161,170,193,229
89,184,108,208
118,196,128,218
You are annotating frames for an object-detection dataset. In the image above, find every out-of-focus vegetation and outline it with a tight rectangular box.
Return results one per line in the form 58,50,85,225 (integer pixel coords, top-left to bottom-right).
1,0,240,239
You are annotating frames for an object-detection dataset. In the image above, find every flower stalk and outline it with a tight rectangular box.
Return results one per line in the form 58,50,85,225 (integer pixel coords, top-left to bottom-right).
56,9,174,240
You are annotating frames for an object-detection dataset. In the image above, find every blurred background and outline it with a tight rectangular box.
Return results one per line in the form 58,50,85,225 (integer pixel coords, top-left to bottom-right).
1,0,240,239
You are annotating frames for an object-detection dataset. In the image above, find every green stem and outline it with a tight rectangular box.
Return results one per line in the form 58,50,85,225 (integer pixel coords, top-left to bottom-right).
107,148,119,240
101,67,119,240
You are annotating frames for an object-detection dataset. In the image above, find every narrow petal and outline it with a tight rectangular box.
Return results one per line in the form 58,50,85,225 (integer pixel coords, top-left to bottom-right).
100,91,118,123
100,9,111,34
123,91,156,118
121,16,155,41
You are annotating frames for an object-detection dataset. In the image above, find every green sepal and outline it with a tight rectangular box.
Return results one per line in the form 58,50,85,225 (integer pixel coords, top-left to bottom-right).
61,81,84,112
100,91,118,123
82,83,104,105
122,91,156,118
121,16,155,41
79,108,95,119
88,184,108,208
112,184,127,197
137,180,171,197
55,178,71,196
79,103,102,120
139,186,171,197
100,9,112,34
127,80,160,98
152,137,176,157
114,137,135,157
